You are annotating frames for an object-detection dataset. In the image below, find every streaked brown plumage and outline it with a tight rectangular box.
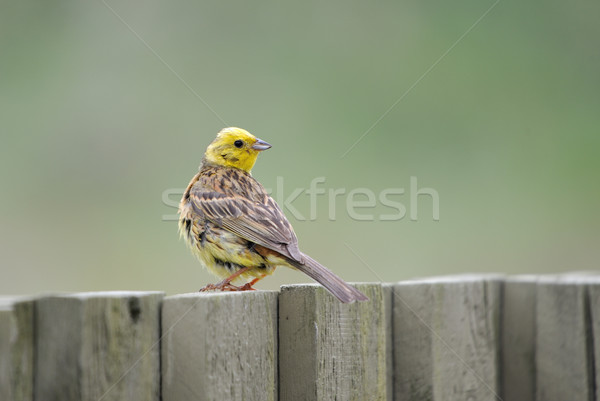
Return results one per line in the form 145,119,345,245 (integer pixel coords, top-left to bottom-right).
178,127,367,303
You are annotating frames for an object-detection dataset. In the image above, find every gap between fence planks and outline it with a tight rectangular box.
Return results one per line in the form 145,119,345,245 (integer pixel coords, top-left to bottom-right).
0,273,598,401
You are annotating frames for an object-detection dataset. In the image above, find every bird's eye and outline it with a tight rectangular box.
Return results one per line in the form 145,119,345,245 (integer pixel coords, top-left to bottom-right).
234,140,244,148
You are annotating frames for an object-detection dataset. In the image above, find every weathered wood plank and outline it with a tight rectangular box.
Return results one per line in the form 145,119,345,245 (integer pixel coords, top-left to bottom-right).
34,291,163,401
535,276,593,401
0,297,34,401
431,276,502,401
161,291,278,401
278,283,388,401
392,281,435,401
392,275,503,401
500,276,537,401
382,284,394,401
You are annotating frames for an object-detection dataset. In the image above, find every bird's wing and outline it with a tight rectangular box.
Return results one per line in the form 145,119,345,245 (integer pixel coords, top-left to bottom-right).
188,188,303,262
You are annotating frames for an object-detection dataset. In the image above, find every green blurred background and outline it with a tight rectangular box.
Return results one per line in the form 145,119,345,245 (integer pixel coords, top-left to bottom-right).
1,0,598,295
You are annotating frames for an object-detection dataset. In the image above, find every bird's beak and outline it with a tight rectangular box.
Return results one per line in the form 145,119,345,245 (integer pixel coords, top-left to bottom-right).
252,138,272,151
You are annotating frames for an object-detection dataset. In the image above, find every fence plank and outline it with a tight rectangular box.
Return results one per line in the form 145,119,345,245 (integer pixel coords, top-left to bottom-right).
278,283,388,401
383,284,394,401
535,276,593,401
431,276,502,401
392,281,435,401
0,298,34,401
34,291,163,401
161,291,278,401
501,276,537,401
392,275,503,401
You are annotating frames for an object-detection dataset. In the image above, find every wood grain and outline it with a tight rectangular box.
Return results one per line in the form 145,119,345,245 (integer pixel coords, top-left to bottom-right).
392,281,435,401
34,291,163,401
535,275,597,401
161,291,278,401
392,275,503,401
279,283,388,401
501,276,537,401
0,297,34,401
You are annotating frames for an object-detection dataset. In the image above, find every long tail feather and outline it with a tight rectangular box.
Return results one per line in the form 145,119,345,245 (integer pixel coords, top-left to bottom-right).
289,253,369,303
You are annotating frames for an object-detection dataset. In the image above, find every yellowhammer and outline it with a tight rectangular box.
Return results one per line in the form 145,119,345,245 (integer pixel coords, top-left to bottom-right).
178,127,368,303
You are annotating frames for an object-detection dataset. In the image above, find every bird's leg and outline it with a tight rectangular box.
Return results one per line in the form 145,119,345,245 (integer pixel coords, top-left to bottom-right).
199,266,252,292
199,269,269,292
238,274,267,291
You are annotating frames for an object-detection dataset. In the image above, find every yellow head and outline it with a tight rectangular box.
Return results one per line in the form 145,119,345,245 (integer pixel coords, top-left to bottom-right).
203,127,272,172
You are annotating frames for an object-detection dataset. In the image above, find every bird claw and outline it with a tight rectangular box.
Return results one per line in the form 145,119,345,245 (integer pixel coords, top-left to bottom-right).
199,281,256,292
238,282,257,291
199,269,263,293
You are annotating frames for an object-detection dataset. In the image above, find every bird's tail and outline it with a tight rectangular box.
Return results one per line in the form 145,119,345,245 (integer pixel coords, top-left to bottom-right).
288,253,369,303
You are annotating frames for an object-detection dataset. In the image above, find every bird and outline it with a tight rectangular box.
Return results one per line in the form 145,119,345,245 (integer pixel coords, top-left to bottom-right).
178,127,368,303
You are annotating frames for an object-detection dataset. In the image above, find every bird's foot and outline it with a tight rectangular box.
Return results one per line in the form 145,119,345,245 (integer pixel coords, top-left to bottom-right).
199,282,234,292
238,282,257,291
236,275,264,291
198,267,262,293
199,280,255,292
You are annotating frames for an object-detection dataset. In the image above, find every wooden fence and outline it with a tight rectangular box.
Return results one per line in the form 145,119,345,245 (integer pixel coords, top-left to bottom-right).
1,273,599,401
